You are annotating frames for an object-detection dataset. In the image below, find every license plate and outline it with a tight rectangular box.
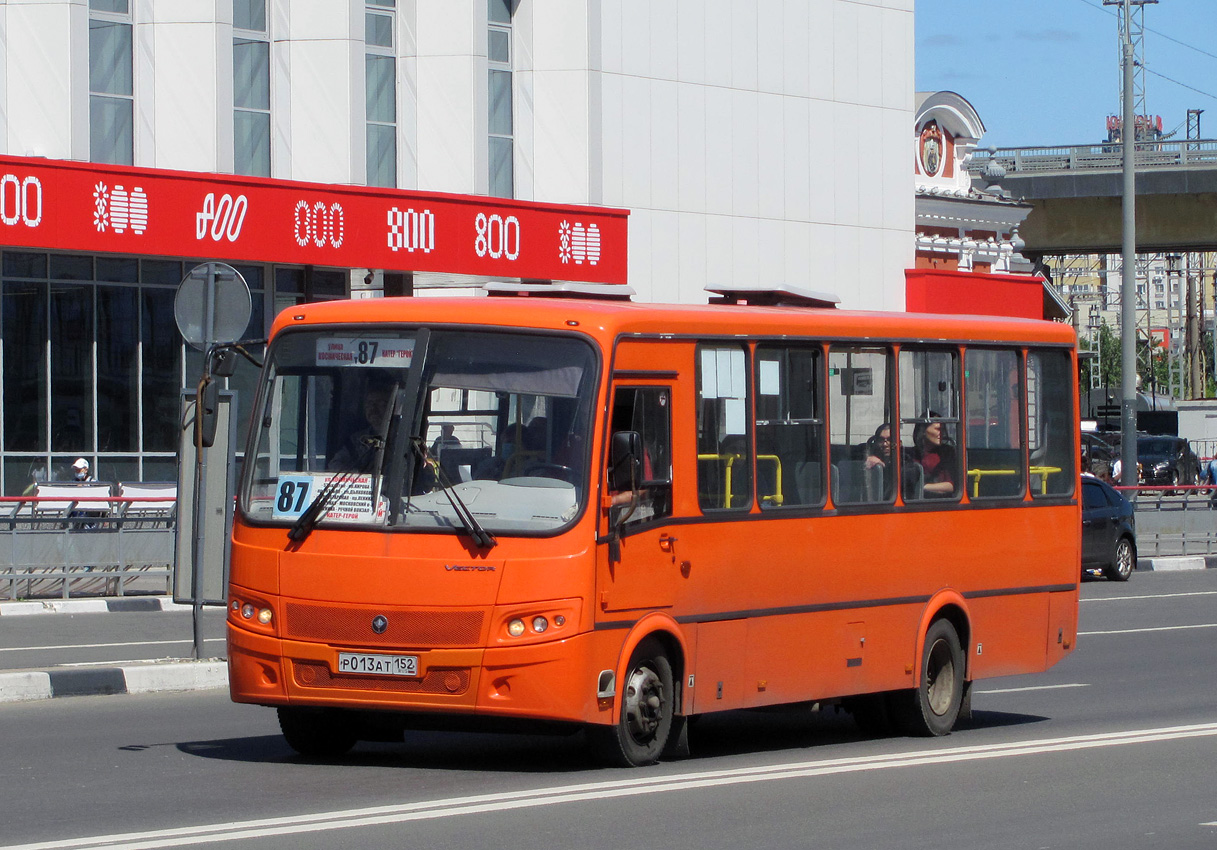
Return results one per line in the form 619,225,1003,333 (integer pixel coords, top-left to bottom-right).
336,652,419,677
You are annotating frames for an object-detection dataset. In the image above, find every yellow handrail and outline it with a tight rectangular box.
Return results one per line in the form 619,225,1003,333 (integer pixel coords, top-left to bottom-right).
697,453,741,508
757,454,783,505
965,467,1018,498
966,466,1063,496
1029,465,1062,495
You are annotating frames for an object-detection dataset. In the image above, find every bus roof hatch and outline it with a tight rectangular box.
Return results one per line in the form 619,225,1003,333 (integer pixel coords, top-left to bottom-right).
484,281,636,300
705,284,840,308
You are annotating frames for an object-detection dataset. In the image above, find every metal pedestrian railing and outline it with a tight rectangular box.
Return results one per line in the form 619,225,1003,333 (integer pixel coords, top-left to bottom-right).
0,483,176,601
1116,484,1217,558
967,139,1217,175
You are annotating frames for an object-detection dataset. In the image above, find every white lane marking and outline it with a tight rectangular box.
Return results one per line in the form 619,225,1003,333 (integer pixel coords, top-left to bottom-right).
1080,623,1217,636
978,683,1090,694
1083,591,1217,603
6,722,1217,850
0,639,225,654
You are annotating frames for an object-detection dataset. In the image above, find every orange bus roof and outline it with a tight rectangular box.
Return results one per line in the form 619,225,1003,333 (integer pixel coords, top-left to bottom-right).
270,296,1077,347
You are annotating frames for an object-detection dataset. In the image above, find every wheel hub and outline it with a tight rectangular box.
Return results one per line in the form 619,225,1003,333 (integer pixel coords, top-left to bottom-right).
925,639,956,716
623,664,664,742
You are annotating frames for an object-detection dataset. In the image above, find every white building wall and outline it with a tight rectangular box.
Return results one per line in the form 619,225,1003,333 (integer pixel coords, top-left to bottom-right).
414,0,481,194
279,1,362,183
3,1,88,160
136,0,229,172
0,0,914,309
562,0,913,308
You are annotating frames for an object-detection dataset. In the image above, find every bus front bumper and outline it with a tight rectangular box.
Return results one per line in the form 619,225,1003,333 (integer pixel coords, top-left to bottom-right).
227,622,610,725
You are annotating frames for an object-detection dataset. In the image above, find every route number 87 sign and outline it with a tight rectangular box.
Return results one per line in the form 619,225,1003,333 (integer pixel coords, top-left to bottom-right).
315,337,415,367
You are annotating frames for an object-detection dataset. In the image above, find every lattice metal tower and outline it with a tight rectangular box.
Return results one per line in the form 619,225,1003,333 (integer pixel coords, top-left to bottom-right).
1103,0,1158,140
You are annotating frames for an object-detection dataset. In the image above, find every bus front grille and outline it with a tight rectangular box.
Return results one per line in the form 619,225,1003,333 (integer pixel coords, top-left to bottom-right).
284,603,485,648
292,660,471,695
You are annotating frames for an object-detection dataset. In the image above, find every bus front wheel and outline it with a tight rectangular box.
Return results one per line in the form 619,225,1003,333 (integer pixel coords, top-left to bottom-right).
892,619,964,737
278,707,358,758
591,638,674,766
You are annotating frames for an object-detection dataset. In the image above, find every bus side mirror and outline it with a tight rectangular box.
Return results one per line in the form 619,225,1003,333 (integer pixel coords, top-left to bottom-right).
212,346,240,378
609,430,643,493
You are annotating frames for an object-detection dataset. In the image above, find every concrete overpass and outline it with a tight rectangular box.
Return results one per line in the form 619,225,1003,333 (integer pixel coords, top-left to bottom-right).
967,140,1217,255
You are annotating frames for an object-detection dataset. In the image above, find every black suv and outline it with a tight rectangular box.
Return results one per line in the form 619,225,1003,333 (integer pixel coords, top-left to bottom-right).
1136,436,1200,486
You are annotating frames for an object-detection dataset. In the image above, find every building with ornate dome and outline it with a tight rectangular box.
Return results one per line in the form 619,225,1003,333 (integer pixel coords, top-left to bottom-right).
908,91,1068,321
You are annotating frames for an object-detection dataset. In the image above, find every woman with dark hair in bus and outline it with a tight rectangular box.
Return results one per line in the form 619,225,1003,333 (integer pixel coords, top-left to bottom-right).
864,422,895,500
909,412,957,497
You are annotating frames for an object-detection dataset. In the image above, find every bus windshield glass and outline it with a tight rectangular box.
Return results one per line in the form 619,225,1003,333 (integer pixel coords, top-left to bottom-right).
241,327,598,535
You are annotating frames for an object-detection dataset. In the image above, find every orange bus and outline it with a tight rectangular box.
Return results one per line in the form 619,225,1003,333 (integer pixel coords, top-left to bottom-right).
227,286,1080,766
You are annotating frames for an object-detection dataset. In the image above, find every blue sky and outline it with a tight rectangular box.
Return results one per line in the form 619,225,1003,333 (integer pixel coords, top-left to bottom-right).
915,0,1217,149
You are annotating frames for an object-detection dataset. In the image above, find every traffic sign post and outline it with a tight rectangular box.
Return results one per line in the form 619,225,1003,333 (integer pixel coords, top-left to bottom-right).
174,263,252,660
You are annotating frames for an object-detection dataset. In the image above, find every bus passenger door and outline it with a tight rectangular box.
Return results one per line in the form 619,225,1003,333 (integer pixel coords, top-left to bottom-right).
598,385,678,613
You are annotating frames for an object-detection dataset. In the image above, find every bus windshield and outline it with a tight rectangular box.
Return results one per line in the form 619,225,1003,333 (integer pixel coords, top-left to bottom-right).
240,327,598,535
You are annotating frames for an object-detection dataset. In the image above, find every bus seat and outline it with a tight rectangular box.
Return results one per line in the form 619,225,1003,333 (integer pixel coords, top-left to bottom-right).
794,461,821,504
438,447,492,483
862,463,885,501
902,461,925,501
835,460,869,504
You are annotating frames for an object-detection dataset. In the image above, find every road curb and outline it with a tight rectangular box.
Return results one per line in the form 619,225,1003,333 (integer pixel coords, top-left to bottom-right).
1140,555,1212,572
0,660,226,703
0,597,191,617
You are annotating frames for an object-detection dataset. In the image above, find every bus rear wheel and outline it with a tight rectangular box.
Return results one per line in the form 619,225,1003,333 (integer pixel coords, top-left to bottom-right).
278,707,358,758
892,619,964,737
591,638,674,767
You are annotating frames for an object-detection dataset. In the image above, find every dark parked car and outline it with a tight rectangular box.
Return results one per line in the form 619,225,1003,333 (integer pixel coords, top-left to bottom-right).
1081,476,1137,581
1136,436,1200,487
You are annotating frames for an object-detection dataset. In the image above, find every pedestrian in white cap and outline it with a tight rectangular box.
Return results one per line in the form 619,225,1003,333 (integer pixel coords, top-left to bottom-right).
72,458,94,482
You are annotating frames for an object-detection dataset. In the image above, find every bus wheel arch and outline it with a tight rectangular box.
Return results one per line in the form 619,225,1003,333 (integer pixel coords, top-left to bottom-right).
915,595,972,682
612,615,688,716
894,598,971,737
592,618,687,766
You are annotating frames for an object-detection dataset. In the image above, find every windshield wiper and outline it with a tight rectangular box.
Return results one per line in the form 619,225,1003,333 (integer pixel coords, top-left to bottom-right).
287,434,384,543
412,437,497,550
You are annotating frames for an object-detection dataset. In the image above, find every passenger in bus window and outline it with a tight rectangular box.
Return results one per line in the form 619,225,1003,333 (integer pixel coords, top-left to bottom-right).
864,423,895,500
865,424,892,470
430,423,461,456
908,413,958,497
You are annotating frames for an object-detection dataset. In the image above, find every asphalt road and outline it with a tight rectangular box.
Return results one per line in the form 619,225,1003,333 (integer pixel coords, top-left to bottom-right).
0,606,228,670
2,569,1216,850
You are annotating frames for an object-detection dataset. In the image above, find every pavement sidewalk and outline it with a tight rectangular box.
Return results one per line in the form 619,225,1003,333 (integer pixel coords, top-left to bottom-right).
0,660,228,703
0,597,228,704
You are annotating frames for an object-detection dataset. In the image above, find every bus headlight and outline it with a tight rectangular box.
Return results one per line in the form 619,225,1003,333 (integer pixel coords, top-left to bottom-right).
532,616,548,633
508,619,526,637
229,594,277,636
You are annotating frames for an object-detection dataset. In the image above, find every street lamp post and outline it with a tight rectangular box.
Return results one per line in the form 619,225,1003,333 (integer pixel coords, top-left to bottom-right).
1117,0,1140,486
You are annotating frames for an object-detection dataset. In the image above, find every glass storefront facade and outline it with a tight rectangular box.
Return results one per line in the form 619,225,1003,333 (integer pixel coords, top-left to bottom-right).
0,250,346,495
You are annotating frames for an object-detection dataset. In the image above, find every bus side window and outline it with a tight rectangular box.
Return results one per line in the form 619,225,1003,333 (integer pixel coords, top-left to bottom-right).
899,347,962,501
827,346,893,505
756,345,824,508
1027,349,1075,498
696,345,751,510
965,348,1025,500
610,387,672,524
